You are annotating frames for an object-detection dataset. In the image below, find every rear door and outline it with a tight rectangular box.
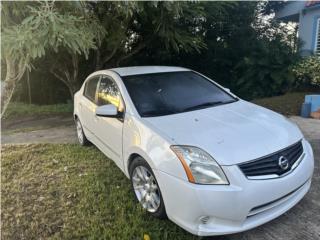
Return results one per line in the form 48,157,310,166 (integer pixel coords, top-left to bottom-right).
80,75,100,136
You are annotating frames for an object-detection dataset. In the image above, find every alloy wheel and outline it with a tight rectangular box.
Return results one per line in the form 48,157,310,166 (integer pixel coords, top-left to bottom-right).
132,166,161,213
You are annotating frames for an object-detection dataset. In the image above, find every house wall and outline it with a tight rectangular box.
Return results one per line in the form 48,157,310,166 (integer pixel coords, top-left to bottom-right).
275,2,305,20
299,7,320,56
275,1,320,56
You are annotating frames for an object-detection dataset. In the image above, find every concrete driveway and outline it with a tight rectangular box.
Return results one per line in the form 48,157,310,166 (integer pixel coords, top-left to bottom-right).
1,115,319,239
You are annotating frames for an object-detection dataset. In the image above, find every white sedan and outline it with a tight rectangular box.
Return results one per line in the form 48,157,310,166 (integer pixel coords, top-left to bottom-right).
74,66,314,236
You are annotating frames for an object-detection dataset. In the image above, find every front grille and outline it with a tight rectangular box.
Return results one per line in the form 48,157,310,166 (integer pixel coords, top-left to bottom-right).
239,141,303,178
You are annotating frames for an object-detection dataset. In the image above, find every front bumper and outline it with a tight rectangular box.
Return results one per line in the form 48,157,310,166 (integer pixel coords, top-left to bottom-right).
154,139,314,236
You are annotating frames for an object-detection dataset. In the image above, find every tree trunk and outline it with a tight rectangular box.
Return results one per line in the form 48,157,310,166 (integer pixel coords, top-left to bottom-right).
26,70,32,104
50,69,76,101
94,43,121,70
67,83,76,101
1,57,26,118
95,49,102,70
50,54,80,101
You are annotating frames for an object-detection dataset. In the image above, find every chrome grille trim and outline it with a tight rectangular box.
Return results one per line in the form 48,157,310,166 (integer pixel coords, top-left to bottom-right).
239,141,304,179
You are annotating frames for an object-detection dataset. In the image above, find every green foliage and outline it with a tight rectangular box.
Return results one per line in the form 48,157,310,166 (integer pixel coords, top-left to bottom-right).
261,1,287,15
91,1,209,69
234,39,298,99
292,56,320,87
135,2,301,100
2,2,104,63
137,1,207,53
1,1,106,116
4,1,310,104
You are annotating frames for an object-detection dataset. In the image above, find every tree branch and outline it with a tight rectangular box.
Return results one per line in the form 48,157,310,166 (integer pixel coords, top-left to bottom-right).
1,56,27,117
50,67,70,87
72,54,78,82
101,44,120,67
115,41,147,66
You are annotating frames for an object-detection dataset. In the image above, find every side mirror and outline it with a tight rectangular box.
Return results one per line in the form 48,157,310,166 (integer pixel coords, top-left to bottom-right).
96,104,121,118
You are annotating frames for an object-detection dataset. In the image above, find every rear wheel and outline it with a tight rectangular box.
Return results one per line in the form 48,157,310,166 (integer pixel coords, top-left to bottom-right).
75,118,90,146
130,157,167,219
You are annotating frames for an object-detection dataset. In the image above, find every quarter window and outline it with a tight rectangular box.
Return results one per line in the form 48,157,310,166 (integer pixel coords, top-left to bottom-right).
84,76,100,102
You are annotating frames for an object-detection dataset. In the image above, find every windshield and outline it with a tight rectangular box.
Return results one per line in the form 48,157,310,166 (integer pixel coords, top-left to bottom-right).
122,71,237,117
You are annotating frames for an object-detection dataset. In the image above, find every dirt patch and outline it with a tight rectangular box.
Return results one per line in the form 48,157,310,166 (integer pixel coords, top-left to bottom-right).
2,113,74,132
1,114,77,144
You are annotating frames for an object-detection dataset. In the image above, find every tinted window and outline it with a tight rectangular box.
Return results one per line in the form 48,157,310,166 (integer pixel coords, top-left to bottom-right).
97,75,124,111
84,76,100,102
122,71,237,117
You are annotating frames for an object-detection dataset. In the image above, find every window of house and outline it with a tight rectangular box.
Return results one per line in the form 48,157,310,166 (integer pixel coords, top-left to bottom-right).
84,76,100,103
315,18,320,55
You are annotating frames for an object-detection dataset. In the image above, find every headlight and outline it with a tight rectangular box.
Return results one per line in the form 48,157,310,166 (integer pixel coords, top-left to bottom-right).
170,145,229,185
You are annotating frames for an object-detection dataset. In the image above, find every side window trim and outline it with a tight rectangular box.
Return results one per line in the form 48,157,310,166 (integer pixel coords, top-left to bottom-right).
83,75,101,104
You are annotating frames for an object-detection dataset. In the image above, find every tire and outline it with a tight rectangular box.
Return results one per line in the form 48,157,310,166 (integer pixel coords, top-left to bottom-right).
75,118,90,146
129,157,167,219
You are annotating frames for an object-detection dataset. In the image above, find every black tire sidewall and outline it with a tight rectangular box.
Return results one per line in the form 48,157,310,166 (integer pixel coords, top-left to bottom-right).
76,118,90,146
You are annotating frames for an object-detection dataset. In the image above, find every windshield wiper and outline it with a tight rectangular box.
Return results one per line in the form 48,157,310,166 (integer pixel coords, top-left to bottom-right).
182,100,236,112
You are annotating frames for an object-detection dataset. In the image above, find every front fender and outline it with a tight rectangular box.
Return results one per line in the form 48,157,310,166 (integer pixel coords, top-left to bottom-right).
123,115,188,181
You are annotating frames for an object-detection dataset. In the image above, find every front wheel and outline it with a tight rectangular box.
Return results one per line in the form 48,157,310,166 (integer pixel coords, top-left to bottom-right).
129,157,167,219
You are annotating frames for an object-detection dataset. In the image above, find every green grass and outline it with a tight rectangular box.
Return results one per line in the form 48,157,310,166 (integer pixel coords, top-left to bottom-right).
3,102,73,119
252,92,316,116
1,144,198,240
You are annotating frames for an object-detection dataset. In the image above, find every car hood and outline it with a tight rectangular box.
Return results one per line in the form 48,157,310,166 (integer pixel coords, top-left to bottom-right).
143,100,303,165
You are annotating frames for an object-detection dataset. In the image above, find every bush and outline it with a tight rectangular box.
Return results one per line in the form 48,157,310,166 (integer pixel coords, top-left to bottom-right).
233,38,299,99
292,56,320,87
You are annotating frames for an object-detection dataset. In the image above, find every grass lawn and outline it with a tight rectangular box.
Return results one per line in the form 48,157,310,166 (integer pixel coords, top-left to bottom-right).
252,92,317,116
1,144,198,240
3,102,73,119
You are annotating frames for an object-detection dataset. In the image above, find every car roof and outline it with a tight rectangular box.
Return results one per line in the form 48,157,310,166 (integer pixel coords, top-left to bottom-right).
109,66,189,77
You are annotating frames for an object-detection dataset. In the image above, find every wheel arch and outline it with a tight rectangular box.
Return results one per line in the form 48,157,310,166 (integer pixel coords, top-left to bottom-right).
125,148,156,178
127,153,141,173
